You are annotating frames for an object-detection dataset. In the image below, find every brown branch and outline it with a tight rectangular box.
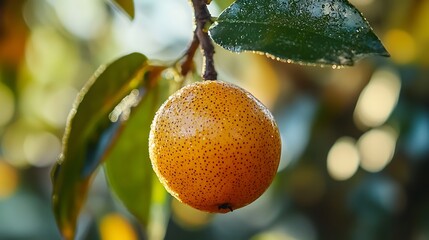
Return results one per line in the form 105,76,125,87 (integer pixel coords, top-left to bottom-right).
190,0,217,80
180,32,199,76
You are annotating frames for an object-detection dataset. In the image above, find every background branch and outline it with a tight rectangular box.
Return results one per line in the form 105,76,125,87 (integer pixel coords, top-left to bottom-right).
180,32,199,76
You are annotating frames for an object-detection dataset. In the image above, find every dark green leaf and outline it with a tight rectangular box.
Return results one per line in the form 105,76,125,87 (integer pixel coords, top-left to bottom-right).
111,0,135,19
51,53,147,240
104,67,181,226
210,0,389,66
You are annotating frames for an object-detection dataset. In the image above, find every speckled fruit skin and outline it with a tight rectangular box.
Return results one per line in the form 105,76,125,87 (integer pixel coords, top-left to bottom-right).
149,80,281,213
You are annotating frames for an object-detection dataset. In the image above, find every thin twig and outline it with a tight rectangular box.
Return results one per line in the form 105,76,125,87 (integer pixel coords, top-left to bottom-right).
180,31,199,76
190,0,217,80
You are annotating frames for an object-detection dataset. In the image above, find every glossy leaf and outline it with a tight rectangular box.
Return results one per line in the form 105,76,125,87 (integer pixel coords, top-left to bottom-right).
51,53,147,240
210,0,389,66
111,0,135,19
104,67,181,226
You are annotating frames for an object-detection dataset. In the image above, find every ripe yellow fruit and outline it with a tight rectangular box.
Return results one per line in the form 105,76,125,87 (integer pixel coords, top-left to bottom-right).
149,80,281,213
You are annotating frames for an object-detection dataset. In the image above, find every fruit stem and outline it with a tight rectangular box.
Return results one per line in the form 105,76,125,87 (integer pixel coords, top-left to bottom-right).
190,0,218,80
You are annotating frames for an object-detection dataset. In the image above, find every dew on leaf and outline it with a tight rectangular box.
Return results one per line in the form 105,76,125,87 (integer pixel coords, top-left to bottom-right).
210,0,389,66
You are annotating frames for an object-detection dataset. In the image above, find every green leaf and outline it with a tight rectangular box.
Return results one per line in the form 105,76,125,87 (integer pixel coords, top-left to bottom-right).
111,0,135,19
104,67,181,226
51,53,147,240
209,0,389,66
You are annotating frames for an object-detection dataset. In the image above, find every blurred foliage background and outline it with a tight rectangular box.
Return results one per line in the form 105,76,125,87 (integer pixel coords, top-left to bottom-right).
0,0,428,239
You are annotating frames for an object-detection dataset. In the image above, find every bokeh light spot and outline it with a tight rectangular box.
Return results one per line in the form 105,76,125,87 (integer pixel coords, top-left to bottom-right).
171,198,213,229
354,68,401,128
1,121,31,167
0,161,19,199
48,0,108,40
384,29,417,64
404,111,429,159
23,131,61,167
39,86,78,127
0,82,15,127
99,213,137,240
349,0,374,7
20,84,77,128
327,137,360,181
357,126,398,172
25,26,78,84
251,230,297,240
